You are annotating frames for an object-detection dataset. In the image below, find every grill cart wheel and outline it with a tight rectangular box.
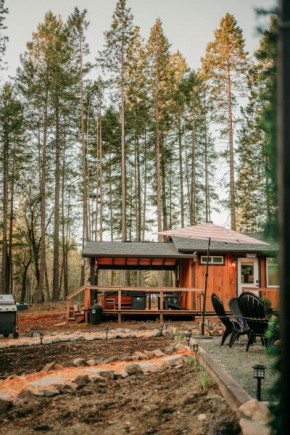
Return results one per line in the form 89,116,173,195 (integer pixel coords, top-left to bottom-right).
13,332,19,339
3,333,9,338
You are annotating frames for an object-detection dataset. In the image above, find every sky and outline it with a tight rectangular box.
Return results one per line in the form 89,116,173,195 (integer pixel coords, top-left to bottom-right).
2,0,276,231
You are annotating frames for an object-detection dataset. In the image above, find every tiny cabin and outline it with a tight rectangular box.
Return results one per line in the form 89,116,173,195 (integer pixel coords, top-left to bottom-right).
70,232,278,322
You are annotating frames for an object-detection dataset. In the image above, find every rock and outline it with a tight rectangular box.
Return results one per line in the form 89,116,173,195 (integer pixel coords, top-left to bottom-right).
238,399,270,422
17,389,37,403
99,370,115,380
84,336,95,341
62,361,73,368
144,350,155,359
42,339,52,345
239,418,270,435
125,364,144,376
102,355,120,364
86,359,97,366
153,349,164,357
41,362,56,372
161,355,184,367
39,387,59,397
120,354,132,361
274,339,281,347
54,364,64,370
74,375,91,387
0,392,12,415
198,414,207,421
164,345,176,355
73,358,86,367
76,336,85,341
56,382,78,394
132,351,149,360
115,370,129,379
52,337,60,343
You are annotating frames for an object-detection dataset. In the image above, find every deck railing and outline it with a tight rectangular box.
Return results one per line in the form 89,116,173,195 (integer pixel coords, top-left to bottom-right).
66,285,204,322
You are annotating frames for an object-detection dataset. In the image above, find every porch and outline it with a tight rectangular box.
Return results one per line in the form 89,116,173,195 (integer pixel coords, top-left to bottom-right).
66,285,205,324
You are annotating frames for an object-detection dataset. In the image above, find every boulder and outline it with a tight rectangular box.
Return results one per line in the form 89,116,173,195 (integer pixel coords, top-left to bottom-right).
86,359,97,366
125,364,144,376
56,382,78,394
74,375,91,387
115,370,129,379
102,355,120,364
55,364,64,370
164,345,176,355
132,351,149,360
41,362,56,372
0,392,12,415
161,355,184,367
39,387,59,397
73,358,86,367
144,350,155,359
238,399,270,422
153,349,164,358
239,418,270,435
98,370,115,380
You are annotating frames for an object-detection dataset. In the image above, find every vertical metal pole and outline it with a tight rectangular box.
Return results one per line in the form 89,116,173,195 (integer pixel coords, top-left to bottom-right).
201,238,211,335
278,2,290,433
257,379,261,402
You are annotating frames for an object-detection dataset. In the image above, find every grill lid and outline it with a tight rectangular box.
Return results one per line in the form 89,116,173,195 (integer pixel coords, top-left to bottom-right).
0,294,17,312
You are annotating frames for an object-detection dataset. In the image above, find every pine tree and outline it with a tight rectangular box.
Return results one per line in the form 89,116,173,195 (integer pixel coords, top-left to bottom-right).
202,13,249,230
99,0,134,241
0,0,8,70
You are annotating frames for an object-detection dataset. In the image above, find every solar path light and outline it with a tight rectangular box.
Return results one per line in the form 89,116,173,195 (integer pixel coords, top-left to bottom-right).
159,324,164,336
39,332,44,345
105,325,109,340
252,364,266,401
193,343,199,359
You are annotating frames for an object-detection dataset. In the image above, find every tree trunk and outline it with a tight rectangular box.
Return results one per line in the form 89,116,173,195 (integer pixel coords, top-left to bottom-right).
99,109,103,241
1,127,9,294
39,96,48,303
161,136,168,231
8,141,16,294
121,42,127,242
227,66,236,230
178,117,185,227
142,130,147,241
204,115,210,222
190,116,196,225
20,259,31,304
80,29,89,286
52,105,60,301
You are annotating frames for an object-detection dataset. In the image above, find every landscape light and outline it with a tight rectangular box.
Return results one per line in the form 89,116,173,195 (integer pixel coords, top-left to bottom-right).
185,334,191,347
105,324,109,340
159,324,164,336
193,343,199,358
253,364,266,401
39,332,44,345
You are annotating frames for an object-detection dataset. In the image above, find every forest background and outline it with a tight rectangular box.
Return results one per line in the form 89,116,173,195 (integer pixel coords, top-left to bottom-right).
0,0,276,302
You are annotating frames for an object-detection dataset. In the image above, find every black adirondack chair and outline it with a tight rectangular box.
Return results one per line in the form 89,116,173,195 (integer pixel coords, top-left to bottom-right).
228,297,250,348
238,292,269,352
211,293,233,345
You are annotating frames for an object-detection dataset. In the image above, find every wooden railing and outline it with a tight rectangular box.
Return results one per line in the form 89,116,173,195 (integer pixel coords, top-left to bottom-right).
66,285,204,322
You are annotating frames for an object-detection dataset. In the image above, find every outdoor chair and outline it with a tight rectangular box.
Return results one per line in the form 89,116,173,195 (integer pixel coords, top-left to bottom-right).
211,293,233,345
238,292,269,352
228,297,250,348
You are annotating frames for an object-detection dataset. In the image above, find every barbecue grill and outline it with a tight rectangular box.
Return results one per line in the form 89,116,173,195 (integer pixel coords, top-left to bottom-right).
0,295,18,338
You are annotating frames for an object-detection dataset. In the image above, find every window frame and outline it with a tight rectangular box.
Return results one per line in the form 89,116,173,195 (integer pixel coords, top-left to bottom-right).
266,257,279,288
200,255,225,266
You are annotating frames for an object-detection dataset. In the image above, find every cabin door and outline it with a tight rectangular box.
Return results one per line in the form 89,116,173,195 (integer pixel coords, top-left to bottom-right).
237,258,259,296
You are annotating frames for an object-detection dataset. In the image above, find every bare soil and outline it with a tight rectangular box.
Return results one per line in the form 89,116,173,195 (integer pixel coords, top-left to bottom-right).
0,337,172,378
0,365,240,435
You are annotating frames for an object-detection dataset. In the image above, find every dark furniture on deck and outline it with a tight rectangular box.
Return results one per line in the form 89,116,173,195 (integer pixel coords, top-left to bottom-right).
238,292,269,352
228,297,250,348
211,293,233,345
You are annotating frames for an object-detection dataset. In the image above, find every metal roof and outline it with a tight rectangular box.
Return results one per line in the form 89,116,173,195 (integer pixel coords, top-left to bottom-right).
172,235,277,253
83,241,193,258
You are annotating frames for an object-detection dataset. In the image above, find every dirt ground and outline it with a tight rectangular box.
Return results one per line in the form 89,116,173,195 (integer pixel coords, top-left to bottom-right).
0,337,172,378
0,306,240,434
0,364,240,435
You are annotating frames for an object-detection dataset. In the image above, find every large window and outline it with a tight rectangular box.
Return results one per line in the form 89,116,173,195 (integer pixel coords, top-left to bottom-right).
266,257,279,287
200,256,224,265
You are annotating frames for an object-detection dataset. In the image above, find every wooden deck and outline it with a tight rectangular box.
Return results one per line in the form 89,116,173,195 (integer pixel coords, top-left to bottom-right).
66,285,204,324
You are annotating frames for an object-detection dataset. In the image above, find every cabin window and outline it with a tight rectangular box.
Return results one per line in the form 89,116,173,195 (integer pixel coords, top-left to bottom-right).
200,256,224,265
266,257,279,287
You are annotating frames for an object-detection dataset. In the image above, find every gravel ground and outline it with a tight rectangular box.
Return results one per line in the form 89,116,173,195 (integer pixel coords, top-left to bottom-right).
197,336,277,401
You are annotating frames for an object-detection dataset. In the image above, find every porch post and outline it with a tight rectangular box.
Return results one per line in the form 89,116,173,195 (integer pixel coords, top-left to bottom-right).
90,258,95,285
